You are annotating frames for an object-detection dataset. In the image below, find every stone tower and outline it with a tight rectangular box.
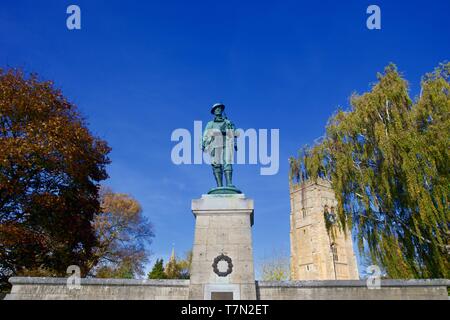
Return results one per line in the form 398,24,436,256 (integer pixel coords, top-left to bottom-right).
290,179,359,280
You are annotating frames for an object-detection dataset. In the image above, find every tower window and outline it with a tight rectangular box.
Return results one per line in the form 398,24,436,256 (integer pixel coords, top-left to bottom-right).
302,208,307,218
331,244,338,262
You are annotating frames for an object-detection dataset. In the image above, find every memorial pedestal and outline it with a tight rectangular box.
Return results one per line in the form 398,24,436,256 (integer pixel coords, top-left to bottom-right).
189,194,256,300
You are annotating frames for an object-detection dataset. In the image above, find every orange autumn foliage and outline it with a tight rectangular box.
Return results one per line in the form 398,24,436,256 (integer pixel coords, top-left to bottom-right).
0,69,111,290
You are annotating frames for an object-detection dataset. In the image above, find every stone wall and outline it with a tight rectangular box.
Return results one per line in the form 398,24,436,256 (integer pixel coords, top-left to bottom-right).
5,277,190,300
256,279,449,300
5,278,449,300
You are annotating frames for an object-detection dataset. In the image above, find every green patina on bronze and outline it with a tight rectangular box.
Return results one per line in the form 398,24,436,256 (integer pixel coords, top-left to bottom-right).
202,103,242,195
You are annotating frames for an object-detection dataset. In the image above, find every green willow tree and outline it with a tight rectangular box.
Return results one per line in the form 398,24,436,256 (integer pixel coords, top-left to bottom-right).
289,63,449,279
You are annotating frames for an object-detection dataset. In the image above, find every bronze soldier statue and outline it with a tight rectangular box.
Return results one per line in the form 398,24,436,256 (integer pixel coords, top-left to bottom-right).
202,103,241,194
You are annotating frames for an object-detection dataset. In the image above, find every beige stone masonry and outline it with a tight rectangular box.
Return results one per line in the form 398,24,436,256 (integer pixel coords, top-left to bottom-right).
189,194,256,300
290,179,359,280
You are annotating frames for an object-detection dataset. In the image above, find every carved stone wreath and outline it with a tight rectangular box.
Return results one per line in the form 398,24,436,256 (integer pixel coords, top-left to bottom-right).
212,254,233,277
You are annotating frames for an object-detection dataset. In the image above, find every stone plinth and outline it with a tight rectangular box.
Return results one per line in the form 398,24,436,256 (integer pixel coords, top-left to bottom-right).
189,194,256,300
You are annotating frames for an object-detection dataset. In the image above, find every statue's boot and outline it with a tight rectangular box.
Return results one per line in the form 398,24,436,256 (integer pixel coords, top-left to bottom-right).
225,171,235,188
214,170,223,188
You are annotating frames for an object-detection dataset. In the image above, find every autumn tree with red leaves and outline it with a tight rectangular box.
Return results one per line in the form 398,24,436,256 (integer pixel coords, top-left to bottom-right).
0,69,111,290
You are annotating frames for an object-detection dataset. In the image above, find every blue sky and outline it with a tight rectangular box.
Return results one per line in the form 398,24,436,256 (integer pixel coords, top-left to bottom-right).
1,0,449,278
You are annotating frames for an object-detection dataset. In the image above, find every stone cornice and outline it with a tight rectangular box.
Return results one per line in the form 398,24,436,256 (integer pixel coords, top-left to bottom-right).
9,277,190,287
257,279,450,288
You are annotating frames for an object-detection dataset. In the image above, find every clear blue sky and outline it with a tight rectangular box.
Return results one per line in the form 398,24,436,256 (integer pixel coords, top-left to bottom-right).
1,0,449,278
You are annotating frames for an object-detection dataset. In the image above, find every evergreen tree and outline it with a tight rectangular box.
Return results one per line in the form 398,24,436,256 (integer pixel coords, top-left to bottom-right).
148,259,166,279
290,62,450,279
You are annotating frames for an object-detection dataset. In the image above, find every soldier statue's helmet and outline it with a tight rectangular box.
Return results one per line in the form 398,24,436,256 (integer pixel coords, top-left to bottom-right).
211,103,225,114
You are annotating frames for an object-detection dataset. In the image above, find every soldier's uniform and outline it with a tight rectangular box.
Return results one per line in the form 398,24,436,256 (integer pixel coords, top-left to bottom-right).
202,104,237,188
